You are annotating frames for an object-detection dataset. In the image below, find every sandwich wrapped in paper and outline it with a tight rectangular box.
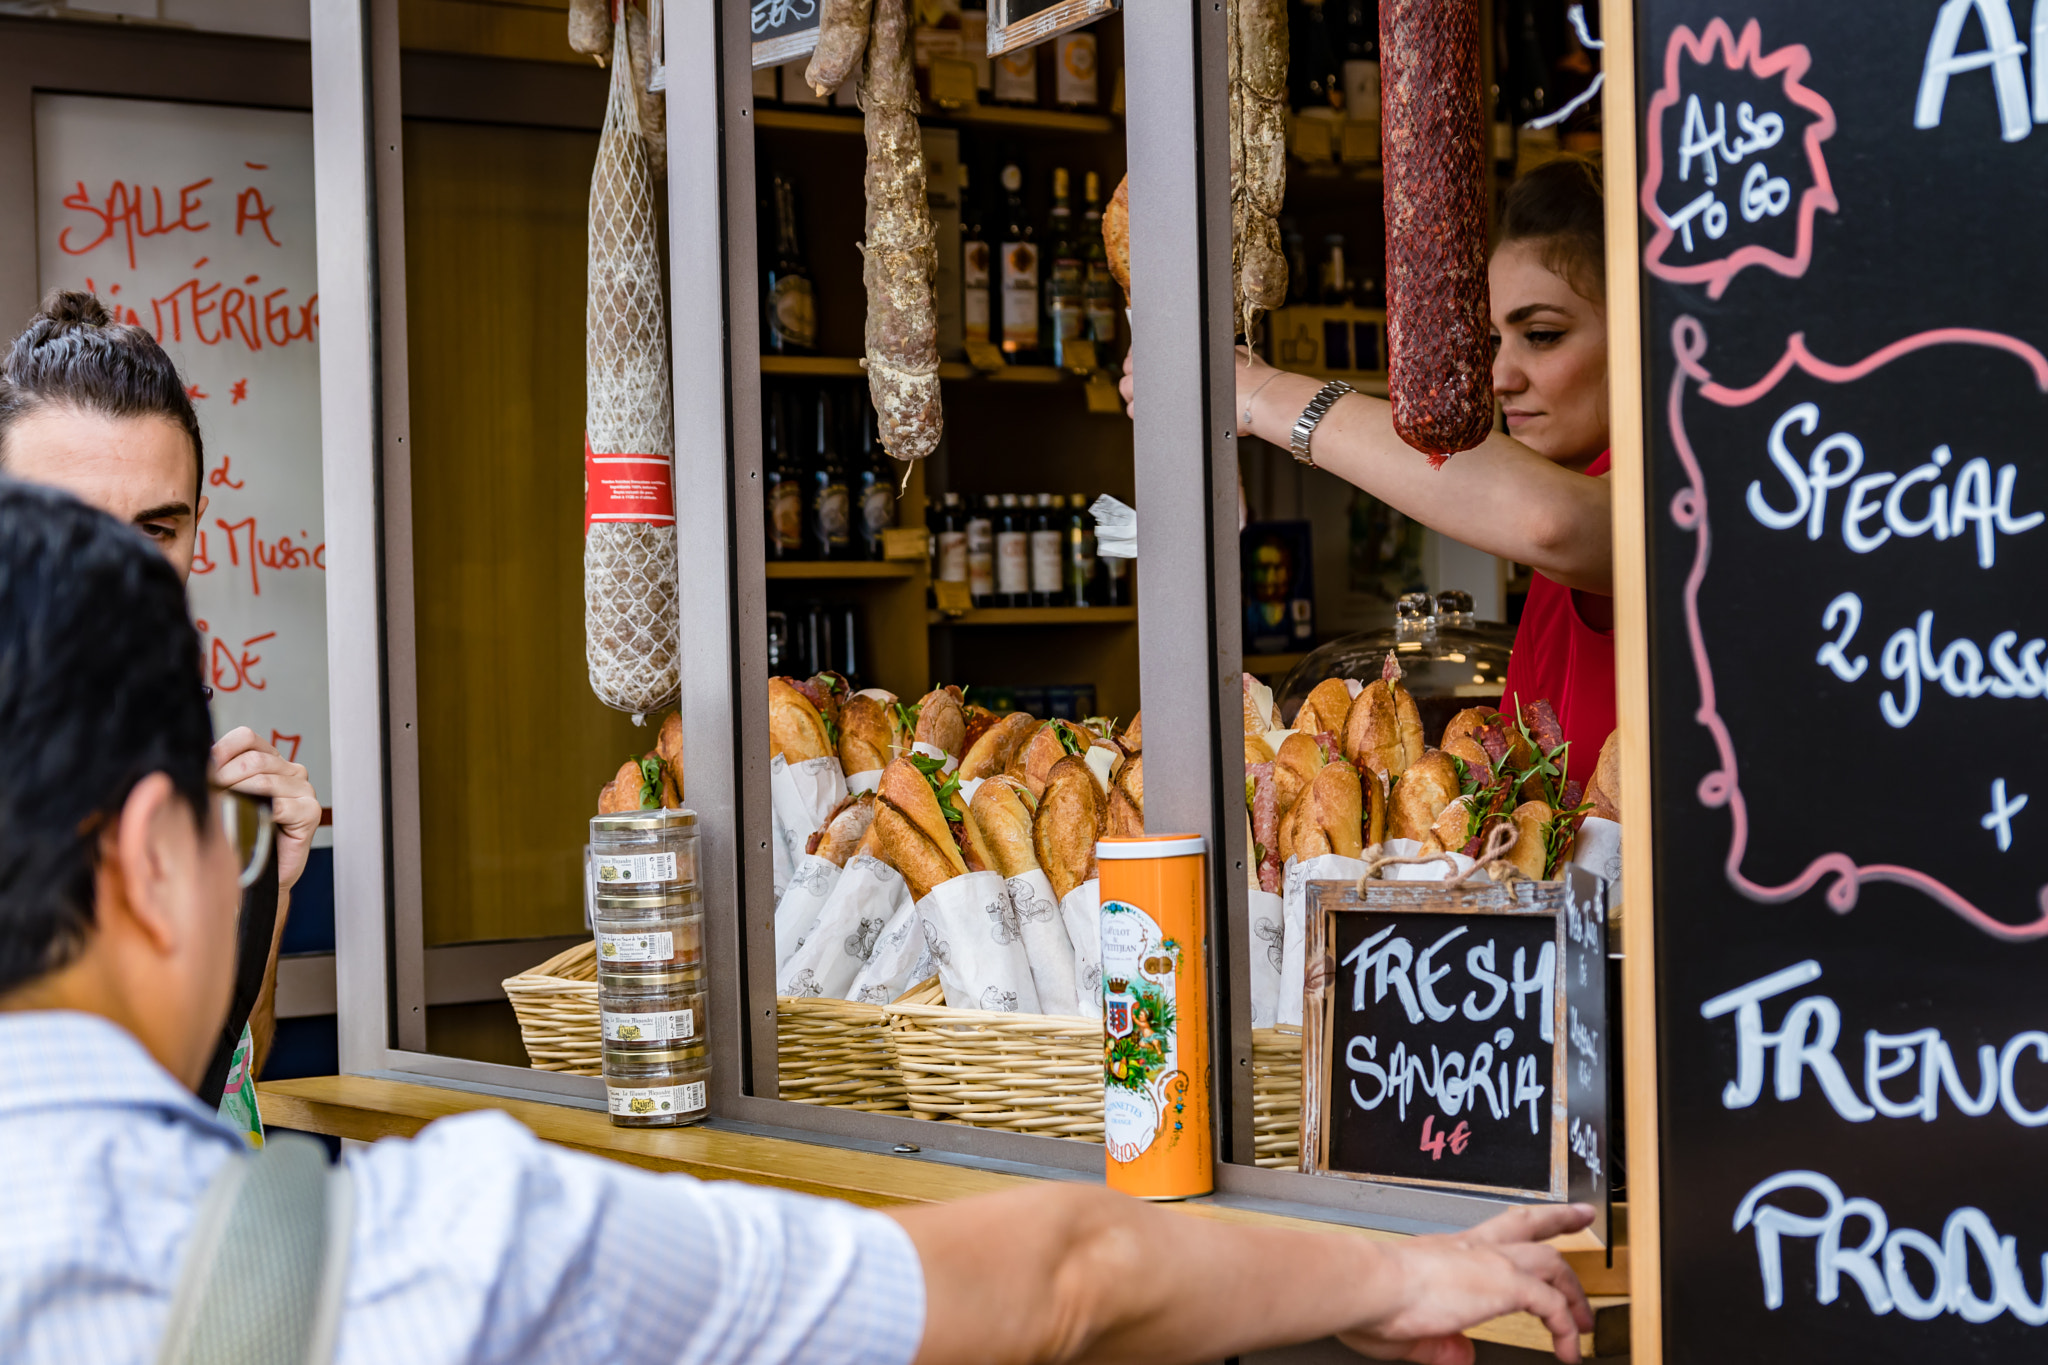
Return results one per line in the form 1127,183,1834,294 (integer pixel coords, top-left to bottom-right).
870,755,1041,1013
837,688,906,791
772,791,877,970
1036,752,1107,1018
971,774,1080,1015
769,676,851,876
776,838,914,1001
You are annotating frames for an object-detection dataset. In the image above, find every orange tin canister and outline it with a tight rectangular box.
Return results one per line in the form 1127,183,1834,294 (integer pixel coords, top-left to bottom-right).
1098,833,1212,1200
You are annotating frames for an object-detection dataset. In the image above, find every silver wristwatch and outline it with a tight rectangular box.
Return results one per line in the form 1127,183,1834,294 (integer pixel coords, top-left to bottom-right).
1289,380,1354,468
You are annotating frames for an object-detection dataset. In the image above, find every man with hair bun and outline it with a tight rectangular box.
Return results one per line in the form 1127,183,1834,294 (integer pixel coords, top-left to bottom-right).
0,289,321,1142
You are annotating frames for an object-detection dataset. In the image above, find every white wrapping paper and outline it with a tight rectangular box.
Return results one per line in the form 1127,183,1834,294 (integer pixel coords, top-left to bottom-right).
1060,878,1102,1020
1247,888,1286,1028
1575,817,1623,911
910,740,959,774
770,803,794,899
773,853,842,970
769,753,848,869
956,776,988,806
1004,868,1080,1016
1279,853,1371,1026
845,893,934,1003
846,768,883,795
775,852,906,1000
1372,837,1476,882
918,870,1042,1013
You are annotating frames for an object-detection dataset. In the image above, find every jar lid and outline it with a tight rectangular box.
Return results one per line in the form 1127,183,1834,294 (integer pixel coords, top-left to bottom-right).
590,807,698,833
1096,834,1208,860
603,1044,709,1067
598,966,705,989
592,887,702,912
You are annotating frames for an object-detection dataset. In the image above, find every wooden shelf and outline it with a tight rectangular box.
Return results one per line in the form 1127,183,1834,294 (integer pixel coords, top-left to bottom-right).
761,355,1070,384
766,560,921,580
755,104,1116,137
930,605,1137,626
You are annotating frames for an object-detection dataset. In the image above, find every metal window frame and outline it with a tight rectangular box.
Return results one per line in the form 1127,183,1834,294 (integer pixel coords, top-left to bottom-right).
315,0,1548,1227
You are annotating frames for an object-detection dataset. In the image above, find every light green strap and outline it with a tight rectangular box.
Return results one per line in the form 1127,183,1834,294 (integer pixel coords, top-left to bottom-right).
157,1133,354,1365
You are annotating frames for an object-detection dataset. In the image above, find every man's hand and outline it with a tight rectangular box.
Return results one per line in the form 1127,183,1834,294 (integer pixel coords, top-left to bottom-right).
1119,349,1136,419
211,727,319,892
1337,1204,1596,1365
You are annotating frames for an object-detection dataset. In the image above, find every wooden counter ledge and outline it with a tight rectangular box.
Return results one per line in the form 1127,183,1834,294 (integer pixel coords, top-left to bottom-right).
260,1077,1628,1357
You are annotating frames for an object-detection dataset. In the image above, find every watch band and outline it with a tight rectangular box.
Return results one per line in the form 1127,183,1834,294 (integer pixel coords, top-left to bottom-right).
1289,380,1355,468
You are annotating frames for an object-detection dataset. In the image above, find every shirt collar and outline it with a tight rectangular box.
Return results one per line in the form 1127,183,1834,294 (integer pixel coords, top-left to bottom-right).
0,1009,235,1136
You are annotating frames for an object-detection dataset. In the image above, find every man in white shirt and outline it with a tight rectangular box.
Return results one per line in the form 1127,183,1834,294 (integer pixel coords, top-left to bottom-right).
0,479,1595,1365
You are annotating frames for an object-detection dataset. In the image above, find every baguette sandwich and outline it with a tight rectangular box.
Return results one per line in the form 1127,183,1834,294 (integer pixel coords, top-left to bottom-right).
768,677,835,763
1106,751,1143,838
959,710,1037,781
1341,652,1424,782
838,690,903,773
1034,754,1105,900
1290,677,1355,739
911,685,967,759
870,757,971,900
968,775,1040,879
806,791,878,865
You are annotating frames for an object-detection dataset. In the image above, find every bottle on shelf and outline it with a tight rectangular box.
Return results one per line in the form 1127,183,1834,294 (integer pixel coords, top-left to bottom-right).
1101,548,1131,607
1290,0,1345,113
1064,492,1095,608
1029,493,1064,607
808,388,852,559
992,42,1039,107
764,389,805,560
966,493,997,605
994,492,1030,607
1053,29,1098,110
961,163,993,351
854,395,896,559
1082,170,1119,359
934,491,969,587
997,162,1042,364
1319,233,1352,305
763,176,817,356
1045,168,1085,370
1337,0,1380,118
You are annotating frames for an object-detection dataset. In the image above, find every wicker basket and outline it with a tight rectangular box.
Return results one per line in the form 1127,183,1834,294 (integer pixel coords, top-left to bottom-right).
887,984,1106,1140
775,992,908,1111
1251,1026,1304,1168
503,941,602,1075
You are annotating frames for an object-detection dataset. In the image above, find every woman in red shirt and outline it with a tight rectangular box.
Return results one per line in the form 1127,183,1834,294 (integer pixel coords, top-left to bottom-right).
1132,156,1616,761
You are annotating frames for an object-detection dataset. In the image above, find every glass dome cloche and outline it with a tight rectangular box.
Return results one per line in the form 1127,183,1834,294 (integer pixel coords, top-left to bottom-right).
1274,589,1516,744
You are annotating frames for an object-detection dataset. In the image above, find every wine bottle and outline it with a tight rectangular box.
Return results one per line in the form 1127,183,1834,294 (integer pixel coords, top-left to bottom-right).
764,389,805,560
967,493,997,605
854,395,896,559
935,491,968,586
995,492,1029,606
808,387,852,560
961,163,993,350
1030,494,1064,607
997,163,1042,364
763,177,817,355
1045,168,1085,370
1064,492,1094,607
1082,171,1119,358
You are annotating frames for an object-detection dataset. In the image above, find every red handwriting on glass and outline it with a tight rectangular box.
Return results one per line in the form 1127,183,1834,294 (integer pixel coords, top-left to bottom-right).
269,731,302,762
208,455,244,489
190,531,216,576
234,187,282,246
209,630,275,693
58,178,213,270
230,379,249,405
152,268,317,352
1418,1115,1473,1162
213,515,326,597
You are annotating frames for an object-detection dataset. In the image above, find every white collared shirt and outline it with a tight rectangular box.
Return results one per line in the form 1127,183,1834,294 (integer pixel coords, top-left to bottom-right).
0,1011,926,1365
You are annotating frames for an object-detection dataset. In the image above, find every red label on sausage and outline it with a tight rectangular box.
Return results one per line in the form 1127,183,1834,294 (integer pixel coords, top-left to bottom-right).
584,434,675,532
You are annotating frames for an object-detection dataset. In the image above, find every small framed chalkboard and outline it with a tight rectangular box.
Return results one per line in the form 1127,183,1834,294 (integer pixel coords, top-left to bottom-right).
988,0,1118,58
749,0,820,69
1300,868,1609,1237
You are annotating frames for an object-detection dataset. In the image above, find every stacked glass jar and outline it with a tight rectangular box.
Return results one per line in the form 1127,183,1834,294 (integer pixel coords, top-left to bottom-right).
588,808,709,1127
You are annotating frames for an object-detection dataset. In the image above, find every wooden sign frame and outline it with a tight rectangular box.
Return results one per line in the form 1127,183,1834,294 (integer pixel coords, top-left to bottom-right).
1299,877,1584,1202
749,0,820,69
1596,0,1659,1353
987,0,1119,58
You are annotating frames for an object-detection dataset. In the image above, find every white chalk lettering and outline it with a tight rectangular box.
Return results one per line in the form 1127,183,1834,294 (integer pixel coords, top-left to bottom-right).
1512,941,1556,1044
1916,0,2033,142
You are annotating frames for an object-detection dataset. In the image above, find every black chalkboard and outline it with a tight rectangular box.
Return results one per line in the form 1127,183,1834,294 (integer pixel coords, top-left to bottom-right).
1633,2,2048,1357
988,0,1117,58
1301,872,1608,1208
749,0,820,68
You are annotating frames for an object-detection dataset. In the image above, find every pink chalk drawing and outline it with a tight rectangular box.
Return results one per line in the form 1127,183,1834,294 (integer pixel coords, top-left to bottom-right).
1664,315,2048,941
1642,18,1837,299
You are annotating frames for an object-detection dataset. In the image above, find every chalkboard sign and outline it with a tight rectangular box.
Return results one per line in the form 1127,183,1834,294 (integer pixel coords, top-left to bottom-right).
750,0,820,68
988,0,1117,58
1628,1,2048,1355
1300,871,1608,1216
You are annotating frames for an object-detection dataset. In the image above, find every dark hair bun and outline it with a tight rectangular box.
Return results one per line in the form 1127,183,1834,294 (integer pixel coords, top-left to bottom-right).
37,289,113,331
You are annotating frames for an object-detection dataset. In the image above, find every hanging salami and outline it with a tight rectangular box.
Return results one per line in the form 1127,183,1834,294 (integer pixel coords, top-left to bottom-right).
857,0,942,461
584,15,680,717
1229,0,1289,338
1381,0,1493,466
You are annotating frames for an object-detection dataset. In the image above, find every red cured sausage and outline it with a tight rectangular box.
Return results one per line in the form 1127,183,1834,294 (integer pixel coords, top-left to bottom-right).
1381,0,1493,467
